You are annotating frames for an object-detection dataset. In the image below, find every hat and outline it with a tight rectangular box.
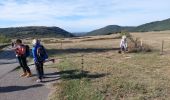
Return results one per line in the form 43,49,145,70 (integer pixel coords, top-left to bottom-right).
32,39,39,45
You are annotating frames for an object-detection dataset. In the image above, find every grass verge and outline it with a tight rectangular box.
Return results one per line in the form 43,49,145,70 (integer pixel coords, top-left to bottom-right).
49,51,170,100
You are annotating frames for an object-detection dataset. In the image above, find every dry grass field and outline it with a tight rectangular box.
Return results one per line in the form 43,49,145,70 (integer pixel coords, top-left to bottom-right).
23,31,170,100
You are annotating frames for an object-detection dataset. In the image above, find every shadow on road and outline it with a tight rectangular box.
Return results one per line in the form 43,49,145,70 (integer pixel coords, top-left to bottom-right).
0,84,43,93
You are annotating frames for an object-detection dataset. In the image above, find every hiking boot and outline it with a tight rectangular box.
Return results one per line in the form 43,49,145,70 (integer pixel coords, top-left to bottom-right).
42,75,45,79
20,72,27,77
52,59,55,63
36,79,42,83
26,72,32,78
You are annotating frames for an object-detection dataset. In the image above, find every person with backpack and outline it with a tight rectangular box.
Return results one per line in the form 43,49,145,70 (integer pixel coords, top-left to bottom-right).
119,35,128,53
32,39,48,82
15,39,32,77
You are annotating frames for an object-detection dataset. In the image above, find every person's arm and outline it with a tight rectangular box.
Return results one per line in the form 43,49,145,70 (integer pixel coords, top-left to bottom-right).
15,48,19,56
32,47,38,62
125,40,128,48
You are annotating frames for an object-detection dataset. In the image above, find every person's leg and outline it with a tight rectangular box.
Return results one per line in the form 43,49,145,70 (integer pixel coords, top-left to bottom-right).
123,47,125,52
41,62,44,77
120,46,124,54
39,62,44,79
35,62,42,82
18,56,27,76
124,47,127,52
21,56,32,77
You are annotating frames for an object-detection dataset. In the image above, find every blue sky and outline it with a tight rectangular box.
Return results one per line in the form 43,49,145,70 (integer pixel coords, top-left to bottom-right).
0,0,170,32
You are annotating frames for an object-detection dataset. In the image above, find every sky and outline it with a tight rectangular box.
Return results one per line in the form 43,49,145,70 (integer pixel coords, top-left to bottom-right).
0,0,170,32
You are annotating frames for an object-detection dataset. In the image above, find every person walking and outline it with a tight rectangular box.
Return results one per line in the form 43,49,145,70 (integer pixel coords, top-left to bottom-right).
15,39,32,77
120,35,128,53
32,39,48,82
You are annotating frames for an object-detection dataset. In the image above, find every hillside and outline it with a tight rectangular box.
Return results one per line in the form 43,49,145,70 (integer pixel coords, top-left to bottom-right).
86,18,170,36
0,26,74,38
86,25,134,36
133,18,170,32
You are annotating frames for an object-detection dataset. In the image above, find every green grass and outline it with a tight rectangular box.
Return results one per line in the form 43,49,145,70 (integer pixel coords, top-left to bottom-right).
50,58,104,100
0,35,11,43
49,50,170,100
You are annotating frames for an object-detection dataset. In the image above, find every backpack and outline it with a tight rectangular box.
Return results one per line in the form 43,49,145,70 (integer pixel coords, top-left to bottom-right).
25,45,30,57
37,45,48,62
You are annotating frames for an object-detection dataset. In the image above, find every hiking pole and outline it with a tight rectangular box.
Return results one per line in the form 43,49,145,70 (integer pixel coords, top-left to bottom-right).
28,58,55,66
45,58,55,63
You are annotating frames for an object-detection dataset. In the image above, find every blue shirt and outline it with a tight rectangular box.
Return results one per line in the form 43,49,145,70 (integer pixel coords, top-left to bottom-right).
32,43,48,62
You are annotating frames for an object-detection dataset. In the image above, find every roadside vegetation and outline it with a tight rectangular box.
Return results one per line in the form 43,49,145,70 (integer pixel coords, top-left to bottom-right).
43,31,170,100
0,35,11,43
17,31,170,100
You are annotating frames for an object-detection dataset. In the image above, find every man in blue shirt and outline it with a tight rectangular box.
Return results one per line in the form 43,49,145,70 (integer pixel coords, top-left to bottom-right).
32,39,48,82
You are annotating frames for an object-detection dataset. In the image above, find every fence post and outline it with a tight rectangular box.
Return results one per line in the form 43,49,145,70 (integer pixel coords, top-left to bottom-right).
140,39,143,47
161,40,164,55
140,39,143,50
81,54,84,75
60,40,62,50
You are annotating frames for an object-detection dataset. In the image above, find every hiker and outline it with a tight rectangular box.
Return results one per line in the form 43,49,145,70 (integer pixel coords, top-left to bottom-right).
32,39,48,82
11,42,14,48
119,35,128,53
15,39,32,77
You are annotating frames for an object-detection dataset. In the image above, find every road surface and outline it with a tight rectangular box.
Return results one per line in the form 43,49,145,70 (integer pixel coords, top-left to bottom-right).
0,46,59,100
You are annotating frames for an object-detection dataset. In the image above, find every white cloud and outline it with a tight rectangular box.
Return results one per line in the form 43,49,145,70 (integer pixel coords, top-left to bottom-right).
0,0,170,32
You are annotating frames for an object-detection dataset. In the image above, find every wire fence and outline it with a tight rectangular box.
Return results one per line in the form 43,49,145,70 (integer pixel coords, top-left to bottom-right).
140,39,170,54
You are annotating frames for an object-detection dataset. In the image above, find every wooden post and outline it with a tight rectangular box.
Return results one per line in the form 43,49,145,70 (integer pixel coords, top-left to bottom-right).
140,39,143,51
81,54,84,75
60,41,62,50
140,39,143,47
161,40,164,55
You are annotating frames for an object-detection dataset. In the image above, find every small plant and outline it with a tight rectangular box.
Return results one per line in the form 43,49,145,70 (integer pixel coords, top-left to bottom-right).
119,31,131,38
0,35,11,43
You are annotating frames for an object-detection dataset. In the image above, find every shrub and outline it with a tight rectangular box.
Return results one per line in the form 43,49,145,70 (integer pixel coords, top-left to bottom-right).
0,35,11,43
127,34,152,53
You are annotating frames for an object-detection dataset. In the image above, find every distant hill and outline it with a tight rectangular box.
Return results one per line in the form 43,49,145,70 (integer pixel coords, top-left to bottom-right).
73,32,87,36
133,18,170,32
86,18,170,36
86,25,134,36
0,26,74,38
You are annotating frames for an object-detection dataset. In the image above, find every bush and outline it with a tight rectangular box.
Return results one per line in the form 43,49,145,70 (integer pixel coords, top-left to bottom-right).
120,31,131,37
127,34,152,53
0,35,11,43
